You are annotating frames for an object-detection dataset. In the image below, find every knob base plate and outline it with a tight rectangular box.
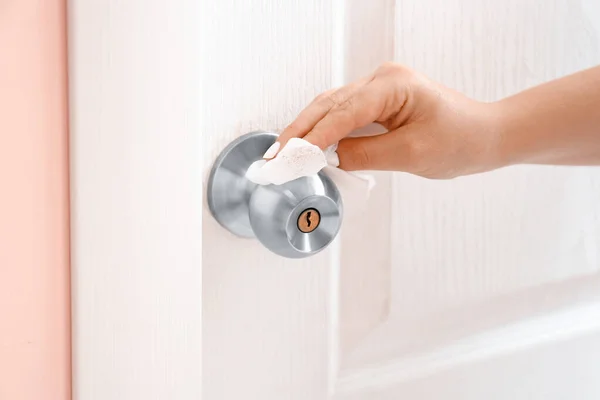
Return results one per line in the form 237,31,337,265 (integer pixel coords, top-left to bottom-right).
207,131,278,238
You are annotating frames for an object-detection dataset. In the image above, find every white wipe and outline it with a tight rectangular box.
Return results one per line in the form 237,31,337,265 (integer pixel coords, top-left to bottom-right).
251,138,327,185
245,137,375,214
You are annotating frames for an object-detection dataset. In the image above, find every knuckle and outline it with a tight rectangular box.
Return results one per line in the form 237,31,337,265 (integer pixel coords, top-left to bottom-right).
334,96,355,116
327,84,360,107
342,95,355,109
377,62,405,77
317,92,337,109
315,90,333,103
378,61,397,71
327,90,346,107
330,87,357,112
328,99,359,133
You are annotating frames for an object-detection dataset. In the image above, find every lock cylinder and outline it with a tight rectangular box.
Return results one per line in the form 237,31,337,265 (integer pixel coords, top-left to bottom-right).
298,208,320,233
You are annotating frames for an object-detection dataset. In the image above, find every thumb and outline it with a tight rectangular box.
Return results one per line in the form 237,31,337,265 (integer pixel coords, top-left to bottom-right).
336,126,423,172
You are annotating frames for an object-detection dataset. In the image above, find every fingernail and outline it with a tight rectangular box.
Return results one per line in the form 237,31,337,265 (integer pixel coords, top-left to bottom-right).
263,141,280,159
245,160,270,185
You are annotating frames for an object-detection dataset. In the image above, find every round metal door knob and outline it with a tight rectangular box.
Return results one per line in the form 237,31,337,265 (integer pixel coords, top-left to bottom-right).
207,131,343,258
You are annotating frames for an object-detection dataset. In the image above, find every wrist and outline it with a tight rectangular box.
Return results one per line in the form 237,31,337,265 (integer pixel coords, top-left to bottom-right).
484,99,523,170
469,100,515,173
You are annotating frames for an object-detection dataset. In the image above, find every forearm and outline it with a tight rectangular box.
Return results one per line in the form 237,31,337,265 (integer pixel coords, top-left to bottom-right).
494,65,600,166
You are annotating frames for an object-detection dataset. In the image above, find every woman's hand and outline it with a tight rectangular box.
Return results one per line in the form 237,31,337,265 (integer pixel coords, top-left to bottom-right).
273,62,503,179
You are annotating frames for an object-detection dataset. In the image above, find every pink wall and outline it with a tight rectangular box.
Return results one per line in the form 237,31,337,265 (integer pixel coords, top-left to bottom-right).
0,1,71,399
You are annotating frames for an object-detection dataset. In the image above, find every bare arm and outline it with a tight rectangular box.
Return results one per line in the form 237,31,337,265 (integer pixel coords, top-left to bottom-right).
497,66,600,167
270,63,600,179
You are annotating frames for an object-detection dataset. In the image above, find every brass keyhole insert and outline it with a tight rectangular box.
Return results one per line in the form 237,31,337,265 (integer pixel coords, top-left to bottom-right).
297,208,321,233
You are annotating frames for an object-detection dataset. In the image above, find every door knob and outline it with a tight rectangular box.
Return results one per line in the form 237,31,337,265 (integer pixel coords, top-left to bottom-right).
207,131,343,258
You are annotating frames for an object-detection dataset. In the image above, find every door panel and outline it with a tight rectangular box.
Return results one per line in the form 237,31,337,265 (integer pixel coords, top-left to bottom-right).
338,330,600,399
336,0,600,398
202,0,395,398
201,2,336,398
69,1,202,399
338,0,396,354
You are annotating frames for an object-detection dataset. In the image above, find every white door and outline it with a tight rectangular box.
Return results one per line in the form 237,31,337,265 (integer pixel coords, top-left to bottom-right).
70,0,600,399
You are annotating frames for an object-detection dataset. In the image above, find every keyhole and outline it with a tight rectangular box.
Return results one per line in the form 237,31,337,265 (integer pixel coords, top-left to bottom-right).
297,208,320,233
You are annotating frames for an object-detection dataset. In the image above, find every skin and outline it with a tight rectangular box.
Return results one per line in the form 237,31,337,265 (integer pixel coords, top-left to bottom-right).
272,62,600,179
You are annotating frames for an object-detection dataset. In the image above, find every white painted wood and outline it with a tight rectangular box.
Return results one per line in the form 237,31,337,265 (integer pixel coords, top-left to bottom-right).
71,0,600,398
336,276,600,398
336,0,600,398
388,0,600,320
338,0,396,354
68,1,202,399
337,329,600,400
201,0,394,398
200,2,335,398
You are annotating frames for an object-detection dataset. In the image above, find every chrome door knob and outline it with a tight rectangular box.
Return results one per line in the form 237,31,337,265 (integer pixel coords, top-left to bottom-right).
207,131,343,258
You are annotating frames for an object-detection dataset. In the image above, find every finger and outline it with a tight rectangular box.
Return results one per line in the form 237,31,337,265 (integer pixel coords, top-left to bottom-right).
263,90,336,159
303,78,389,150
274,89,336,148
271,78,371,157
336,126,421,172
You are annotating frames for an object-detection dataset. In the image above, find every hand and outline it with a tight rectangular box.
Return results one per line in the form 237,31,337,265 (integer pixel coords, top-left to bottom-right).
273,62,503,179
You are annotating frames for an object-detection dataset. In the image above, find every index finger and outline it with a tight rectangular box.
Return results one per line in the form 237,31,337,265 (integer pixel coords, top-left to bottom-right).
274,88,336,149
272,78,370,156
303,78,388,150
